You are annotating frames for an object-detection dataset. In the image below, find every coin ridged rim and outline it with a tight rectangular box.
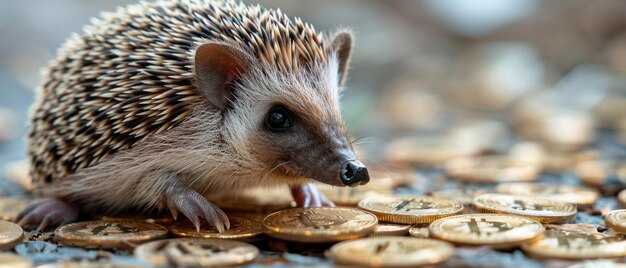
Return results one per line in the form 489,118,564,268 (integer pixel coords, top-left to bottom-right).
472,194,576,224
134,238,259,266
358,195,464,224
55,220,169,249
329,237,454,267
605,209,626,233
0,221,23,250
368,223,411,237
495,182,599,208
521,230,626,260
169,216,264,242
429,213,544,246
262,207,378,243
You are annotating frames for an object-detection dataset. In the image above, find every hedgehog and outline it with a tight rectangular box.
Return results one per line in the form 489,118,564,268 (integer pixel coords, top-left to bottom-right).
17,0,370,232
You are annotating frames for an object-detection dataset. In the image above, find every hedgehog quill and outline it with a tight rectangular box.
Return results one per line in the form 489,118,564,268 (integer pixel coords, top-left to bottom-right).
18,0,370,233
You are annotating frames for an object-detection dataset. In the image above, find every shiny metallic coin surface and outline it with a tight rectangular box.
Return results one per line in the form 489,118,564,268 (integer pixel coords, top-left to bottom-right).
431,188,487,205
408,225,430,238
605,209,626,233
169,216,263,242
472,193,577,223
368,223,411,237
358,195,464,224
0,220,23,250
495,182,598,208
0,253,31,268
55,220,168,249
262,207,377,242
329,237,454,267
134,238,259,267
429,214,543,247
522,229,626,260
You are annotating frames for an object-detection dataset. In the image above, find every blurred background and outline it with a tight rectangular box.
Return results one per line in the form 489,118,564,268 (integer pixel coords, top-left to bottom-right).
1,0,626,186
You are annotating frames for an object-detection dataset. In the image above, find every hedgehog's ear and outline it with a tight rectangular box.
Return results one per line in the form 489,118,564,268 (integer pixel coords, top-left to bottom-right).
194,42,253,111
331,31,354,87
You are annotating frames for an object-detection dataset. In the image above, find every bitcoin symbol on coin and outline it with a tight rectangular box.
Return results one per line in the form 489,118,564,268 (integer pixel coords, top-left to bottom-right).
510,200,545,211
393,199,435,212
294,211,347,229
91,223,138,235
454,218,513,235
545,230,610,249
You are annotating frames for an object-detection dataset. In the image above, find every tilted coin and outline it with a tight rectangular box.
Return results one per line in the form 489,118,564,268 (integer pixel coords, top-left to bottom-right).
208,187,294,213
0,197,30,221
429,214,544,247
408,225,429,238
134,238,259,267
472,194,577,223
0,220,23,250
431,188,487,205
170,216,263,242
445,156,540,183
262,207,377,243
522,229,626,260
618,190,626,209
368,223,411,237
605,209,626,233
0,253,31,268
358,195,464,224
495,182,599,208
55,220,168,249
329,237,454,267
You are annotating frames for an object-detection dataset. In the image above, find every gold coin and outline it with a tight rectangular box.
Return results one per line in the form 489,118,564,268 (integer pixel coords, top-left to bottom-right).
522,229,626,259
618,190,626,209
37,262,143,268
0,253,32,268
568,261,626,268
55,220,168,249
96,214,174,224
317,184,392,207
429,214,544,247
208,187,294,213
0,197,29,221
431,188,487,205
262,207,377,243
329,237,454,267
408,225,429,238
495,182,598,208
605,210,626,233
169,216,263,242
358,195,464,224
0,220,23,250
576,160,626,186
368,223,411,237
134,238,259,267
472,194,576,223
445,156,539,183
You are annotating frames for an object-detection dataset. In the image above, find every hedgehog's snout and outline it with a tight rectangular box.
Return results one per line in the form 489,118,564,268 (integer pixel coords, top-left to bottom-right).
339,160,369,186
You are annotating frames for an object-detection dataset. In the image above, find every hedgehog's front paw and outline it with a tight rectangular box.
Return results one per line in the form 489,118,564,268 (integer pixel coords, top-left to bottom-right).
290,183,335,207
165,185,230,233
15,198,79,231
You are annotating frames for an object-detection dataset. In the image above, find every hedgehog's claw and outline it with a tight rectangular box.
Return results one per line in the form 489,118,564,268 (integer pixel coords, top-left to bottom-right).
165,185,230,233
291,183,335,207
15,198,79,231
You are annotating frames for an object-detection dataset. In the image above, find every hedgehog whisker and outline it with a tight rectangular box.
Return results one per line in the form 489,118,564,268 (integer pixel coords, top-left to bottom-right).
351,136,378,146
261,161,291,185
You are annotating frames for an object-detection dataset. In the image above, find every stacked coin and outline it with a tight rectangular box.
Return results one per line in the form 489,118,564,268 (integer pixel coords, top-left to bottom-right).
358,195,464,224
605,210,626,233
368,223,411,237
262,207,378,242
328,237,454,267
134,238,259,267
472,193,577,223
0,220,23,250
445,156,540,183
429,214,544,248
55,220,168,249
169,215,264,242
522,229,626,259
495,182,599,208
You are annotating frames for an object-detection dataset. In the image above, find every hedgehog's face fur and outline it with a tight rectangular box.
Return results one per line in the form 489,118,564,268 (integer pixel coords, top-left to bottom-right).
194,32,368,187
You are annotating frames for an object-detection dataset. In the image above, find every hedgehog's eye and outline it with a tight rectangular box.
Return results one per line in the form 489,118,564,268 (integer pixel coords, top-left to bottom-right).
265,106,292,132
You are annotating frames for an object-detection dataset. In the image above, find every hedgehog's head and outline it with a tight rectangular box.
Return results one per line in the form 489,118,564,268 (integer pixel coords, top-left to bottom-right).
193,31,368,187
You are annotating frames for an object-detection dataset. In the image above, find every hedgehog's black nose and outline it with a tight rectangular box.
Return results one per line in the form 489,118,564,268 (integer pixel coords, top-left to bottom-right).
340,160,369,186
